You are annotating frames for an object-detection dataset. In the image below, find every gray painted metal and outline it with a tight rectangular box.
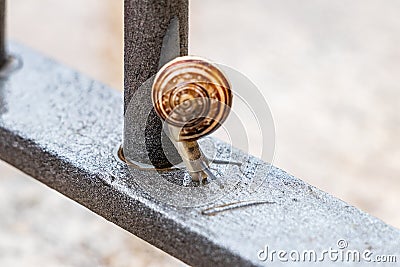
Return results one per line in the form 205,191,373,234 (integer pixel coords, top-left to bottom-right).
123,0,188,169
0,43,399,266
0,0,6,66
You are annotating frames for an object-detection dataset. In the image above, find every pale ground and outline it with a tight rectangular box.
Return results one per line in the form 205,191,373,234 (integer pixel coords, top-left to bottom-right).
1,0,399,266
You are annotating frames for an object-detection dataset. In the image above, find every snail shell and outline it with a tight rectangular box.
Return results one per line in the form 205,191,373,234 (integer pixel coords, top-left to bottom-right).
152,56,232,142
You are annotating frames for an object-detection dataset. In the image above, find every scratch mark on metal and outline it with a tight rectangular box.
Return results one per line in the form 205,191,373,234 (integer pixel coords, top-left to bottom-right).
201,200,276,216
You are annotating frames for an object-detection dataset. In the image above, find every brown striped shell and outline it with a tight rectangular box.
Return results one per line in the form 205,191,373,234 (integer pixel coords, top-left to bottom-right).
152,56,232,142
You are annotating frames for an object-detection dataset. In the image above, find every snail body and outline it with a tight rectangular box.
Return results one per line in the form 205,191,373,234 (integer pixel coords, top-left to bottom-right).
152,56,233,182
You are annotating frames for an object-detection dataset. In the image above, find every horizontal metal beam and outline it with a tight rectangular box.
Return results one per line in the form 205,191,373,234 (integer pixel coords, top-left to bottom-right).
1,43,399,266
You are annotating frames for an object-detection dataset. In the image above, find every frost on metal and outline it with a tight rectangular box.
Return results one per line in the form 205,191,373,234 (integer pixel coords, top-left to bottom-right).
0,43,399,267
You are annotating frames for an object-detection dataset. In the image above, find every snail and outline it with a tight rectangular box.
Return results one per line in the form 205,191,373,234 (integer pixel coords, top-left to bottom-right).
152,56,233,182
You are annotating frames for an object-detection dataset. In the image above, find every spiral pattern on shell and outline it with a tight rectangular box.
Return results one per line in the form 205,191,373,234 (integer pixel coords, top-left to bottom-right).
152,56,232,142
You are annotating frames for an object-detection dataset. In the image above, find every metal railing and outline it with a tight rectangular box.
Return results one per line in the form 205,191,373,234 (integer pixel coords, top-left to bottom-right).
0,1,399,266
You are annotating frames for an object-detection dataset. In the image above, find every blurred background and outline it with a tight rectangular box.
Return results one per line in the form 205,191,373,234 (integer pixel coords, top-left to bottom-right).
1,0,399,266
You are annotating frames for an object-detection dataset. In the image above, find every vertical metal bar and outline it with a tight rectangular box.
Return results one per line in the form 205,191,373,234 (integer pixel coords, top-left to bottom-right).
0,0,6,67
123,0,188,168
124,0,188,102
